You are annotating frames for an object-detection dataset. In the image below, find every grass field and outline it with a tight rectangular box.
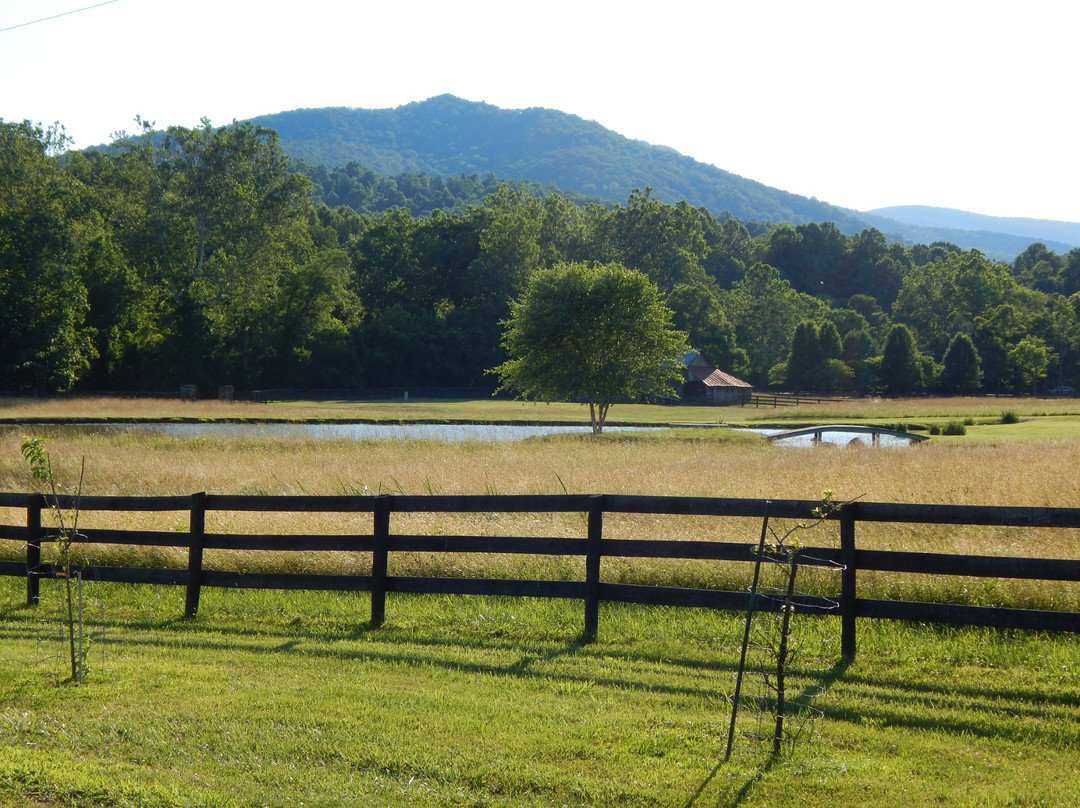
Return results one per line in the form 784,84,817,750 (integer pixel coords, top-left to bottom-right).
1,583,1078,808
1,395,1078,806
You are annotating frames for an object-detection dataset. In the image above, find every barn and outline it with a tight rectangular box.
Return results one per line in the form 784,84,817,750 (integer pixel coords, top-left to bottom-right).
680,351,753,405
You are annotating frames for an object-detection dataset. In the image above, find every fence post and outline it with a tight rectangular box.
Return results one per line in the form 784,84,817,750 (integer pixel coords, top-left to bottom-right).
184,492,207,619
25,495,43,606
370,495,391,627
583,495,604,640
839,505,857,661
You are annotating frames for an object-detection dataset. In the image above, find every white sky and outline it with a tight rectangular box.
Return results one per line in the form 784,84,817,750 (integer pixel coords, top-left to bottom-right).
2,0,1078,223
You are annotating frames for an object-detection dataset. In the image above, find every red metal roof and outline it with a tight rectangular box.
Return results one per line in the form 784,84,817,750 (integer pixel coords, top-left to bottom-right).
691,367,753,388
683,351,752,388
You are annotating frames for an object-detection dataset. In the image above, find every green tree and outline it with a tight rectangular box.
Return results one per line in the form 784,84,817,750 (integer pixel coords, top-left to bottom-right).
973,305,1025,394
601,188,708,291
1009,335,1053,394
818,320,843,359
159,120,315,385
493,262,689,433
700,211,752,288
878,323,923,394
466,186,542,306
0,121,96,391
272,249,362,386
721,263,825,387
892,250,1015,360
838,228,907,304
940,332,982,394
665,280,748,376
785,321,826,392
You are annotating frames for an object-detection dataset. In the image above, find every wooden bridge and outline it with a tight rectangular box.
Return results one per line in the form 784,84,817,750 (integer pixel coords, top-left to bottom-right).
766,424,929,445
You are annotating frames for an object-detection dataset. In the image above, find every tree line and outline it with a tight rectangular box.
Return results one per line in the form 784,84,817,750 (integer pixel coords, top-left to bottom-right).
2,118,1078,396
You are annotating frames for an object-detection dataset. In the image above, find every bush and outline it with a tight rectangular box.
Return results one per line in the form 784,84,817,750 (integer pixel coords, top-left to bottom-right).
942,421,967,435
1000,410,1020,424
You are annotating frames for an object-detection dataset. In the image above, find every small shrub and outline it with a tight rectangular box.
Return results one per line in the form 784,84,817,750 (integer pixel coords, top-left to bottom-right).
942,421,967,436
963,417,976,426
929,424,942,436
1000,410,1020,424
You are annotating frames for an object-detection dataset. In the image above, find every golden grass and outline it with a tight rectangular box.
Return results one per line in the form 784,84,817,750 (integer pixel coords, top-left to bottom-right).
1,405,1077,609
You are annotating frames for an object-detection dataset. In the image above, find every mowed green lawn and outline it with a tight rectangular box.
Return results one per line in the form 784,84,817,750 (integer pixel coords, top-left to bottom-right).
1,582,1078,808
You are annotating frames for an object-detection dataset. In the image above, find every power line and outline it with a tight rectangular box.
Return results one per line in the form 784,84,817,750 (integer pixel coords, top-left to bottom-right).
0,0,123,34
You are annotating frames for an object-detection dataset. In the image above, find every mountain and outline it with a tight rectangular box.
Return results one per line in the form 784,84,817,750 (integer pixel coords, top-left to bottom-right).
252,95,870,229
251,96,1077,260
868,206,1080,252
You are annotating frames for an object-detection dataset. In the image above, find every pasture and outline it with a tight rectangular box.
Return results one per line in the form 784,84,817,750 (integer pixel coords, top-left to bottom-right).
0,396,1078,807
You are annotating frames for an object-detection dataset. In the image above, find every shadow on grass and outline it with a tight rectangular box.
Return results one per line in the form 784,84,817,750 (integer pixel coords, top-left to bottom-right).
682,755,778,808
0,597,738,702
680,659,850,807
3,587,1077,755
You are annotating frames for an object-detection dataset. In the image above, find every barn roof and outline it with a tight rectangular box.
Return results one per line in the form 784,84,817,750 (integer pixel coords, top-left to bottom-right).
691,366,753,388
682,351,753,388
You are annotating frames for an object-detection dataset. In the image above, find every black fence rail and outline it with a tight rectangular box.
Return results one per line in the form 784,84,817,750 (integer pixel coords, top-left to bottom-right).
1,493,1078,659
745,393,848,408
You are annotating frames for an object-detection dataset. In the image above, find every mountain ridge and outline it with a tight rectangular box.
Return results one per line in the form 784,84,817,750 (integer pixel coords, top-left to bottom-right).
250,95,1078,260
869,205,1080,247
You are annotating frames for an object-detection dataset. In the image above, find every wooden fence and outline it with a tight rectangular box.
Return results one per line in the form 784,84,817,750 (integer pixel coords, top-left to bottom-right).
1,492,1078,659
745,393,847,408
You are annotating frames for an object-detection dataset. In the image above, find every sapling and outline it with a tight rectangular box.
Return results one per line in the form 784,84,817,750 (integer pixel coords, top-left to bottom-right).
727,491,843,759
22,436,89,684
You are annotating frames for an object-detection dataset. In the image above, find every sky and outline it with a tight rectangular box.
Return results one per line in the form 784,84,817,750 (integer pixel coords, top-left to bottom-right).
2,0,1078,223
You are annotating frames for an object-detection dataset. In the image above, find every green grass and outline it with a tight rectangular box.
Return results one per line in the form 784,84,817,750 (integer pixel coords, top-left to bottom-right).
1,581,1078,807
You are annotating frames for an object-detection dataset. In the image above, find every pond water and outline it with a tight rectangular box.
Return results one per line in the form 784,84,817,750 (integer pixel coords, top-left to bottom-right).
7,422,661,443
5,423,919,447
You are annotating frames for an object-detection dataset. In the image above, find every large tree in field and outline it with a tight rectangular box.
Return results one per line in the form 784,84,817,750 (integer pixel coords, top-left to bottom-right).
493,262,689,433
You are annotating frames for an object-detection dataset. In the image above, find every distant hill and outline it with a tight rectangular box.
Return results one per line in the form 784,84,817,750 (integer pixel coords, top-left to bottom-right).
868,206,1080,252
252,95,870,229
251,96,1077,260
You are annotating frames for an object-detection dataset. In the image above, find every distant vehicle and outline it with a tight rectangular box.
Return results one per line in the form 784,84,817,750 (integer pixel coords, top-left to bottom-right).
1047,386,1075,396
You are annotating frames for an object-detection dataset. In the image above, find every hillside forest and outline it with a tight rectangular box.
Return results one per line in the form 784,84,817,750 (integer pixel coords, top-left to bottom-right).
3,119,1079,397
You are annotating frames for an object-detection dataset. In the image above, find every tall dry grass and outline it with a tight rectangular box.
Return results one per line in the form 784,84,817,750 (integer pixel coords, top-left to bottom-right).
1,427,1076,608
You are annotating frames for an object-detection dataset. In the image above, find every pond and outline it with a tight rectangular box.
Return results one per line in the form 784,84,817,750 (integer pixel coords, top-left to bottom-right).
5,423,919,447
5,422,663,443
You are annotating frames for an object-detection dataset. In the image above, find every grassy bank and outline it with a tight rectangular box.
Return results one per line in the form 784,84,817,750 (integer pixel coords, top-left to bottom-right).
1,583,1078,808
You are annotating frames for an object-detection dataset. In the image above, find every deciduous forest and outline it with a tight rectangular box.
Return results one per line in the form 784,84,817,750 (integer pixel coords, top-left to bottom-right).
2,118,1078,396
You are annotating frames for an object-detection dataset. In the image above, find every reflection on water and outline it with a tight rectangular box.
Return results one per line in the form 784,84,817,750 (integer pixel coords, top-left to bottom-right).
4,423,917,447
4,422,659,443
736,427,915,448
